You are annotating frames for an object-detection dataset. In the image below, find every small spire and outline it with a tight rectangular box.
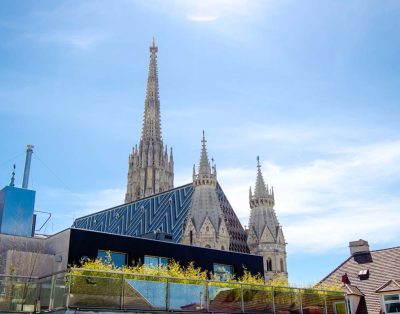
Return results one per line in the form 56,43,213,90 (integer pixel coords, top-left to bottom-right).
9,164,16,187
254,156,268,198
152,36,156,48
199,131,211,174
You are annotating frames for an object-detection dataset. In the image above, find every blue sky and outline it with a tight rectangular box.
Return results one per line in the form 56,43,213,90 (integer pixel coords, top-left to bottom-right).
1,0,400,285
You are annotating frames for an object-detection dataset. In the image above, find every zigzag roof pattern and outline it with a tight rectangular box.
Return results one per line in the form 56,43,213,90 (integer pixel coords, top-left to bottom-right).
73,183,249,253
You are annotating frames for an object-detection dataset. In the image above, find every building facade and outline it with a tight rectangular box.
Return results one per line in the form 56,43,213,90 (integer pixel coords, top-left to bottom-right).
319,239,400,314
247,157,287,281
125,39,174,203
181,133,230,250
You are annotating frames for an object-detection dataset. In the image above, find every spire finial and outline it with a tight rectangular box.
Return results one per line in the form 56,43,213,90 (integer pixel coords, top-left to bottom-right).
152,36,156,48
9,164,16,187
198,131,211,174
254,156,268,198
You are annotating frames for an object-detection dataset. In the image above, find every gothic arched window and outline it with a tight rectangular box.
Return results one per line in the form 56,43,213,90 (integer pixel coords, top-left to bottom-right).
221,246,225,251
266,258,272,271
280,258,284,272
205,245,211,248
206,226,209,232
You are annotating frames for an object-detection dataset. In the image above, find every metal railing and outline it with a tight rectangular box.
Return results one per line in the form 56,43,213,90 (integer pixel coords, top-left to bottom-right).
0,269,348,313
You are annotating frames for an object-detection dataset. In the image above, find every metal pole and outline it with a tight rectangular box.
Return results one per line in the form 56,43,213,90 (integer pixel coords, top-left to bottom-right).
22,145,34,189
48,275,55,311
299,289,303,314
35,282,41,313
120,273,125,310
66,273,71,309
240,284,244,314
272,287,276,314
165,278,169,311
205,282,209,312
324,293,328,314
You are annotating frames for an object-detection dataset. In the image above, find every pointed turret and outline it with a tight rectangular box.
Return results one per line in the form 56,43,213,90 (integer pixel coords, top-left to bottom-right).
254,156,269,198
247,156,287,282
141,37,161,141
250,156,274,209
181,132,229,251
125,39,174,203
193,131,217,187
199,131,211,174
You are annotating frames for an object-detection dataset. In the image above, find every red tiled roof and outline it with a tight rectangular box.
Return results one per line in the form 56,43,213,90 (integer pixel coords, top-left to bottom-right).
319,246,400,314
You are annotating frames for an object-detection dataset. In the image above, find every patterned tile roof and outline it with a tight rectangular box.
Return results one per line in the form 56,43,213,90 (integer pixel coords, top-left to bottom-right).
319,246,400,314
73,182,250,253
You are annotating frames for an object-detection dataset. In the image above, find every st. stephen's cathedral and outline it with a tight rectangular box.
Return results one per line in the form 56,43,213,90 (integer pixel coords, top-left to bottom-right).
74,40,287,281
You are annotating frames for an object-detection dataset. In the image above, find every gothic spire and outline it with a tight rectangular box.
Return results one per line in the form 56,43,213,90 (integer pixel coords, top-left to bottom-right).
254,156,268,198
125,39,174,203
199,130,211,174
141,37,161,141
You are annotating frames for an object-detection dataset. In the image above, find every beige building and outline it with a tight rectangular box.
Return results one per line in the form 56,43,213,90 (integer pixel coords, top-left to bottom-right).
247,157,287,281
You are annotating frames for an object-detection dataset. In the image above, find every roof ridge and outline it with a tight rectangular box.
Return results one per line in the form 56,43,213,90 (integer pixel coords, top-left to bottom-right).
370,246,400,253
318,255,353,285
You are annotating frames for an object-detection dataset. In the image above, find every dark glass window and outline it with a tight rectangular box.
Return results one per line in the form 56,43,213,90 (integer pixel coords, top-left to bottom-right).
97,250,127,268
266,258,272,271
384,294,400,313
144,255,169,268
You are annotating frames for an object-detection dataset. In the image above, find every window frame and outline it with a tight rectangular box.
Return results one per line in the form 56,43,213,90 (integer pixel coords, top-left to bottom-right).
144,255,170,268
266,258,272,272
333,301,346,314
383,293,400,314
97,249,127,268
213,263,234,281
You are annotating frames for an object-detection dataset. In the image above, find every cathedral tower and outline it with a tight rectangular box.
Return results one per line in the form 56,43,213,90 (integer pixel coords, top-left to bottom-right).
181,132,229,250
247,157,287,281
125,39,174,203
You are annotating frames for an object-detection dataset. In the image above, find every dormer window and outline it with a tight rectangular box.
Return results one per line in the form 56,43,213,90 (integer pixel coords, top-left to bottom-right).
383,294,400,313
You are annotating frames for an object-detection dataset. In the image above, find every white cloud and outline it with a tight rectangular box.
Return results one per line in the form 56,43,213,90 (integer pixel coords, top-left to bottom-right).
141,0,267,39
217,139,400,253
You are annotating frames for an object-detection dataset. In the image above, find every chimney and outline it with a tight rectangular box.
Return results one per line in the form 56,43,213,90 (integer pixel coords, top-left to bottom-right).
22,145,34,189
349,239,370,256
